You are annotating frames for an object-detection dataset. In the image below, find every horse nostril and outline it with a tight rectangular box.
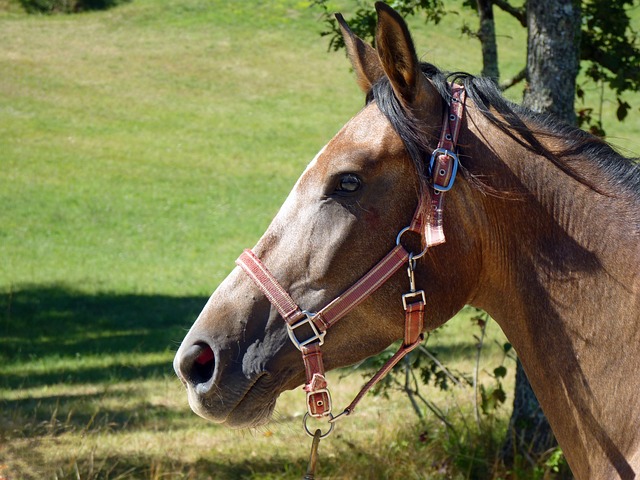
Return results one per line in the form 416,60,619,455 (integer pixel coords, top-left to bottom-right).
179,342,216,388
195,344,214,366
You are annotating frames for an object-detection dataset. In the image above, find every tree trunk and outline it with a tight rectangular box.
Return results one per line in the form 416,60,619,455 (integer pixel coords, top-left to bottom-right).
476,0,499,80
522,0,581,124
501,360,558,465
503,0,582,466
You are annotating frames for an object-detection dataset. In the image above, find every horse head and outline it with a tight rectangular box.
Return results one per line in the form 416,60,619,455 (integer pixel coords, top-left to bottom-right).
173,3,480,428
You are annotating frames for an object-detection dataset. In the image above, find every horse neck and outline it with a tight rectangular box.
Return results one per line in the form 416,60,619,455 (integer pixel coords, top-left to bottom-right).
463,108,640,478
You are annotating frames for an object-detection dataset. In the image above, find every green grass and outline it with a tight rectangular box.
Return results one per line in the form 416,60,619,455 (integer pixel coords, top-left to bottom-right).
0,0,637,478
0,0,362,295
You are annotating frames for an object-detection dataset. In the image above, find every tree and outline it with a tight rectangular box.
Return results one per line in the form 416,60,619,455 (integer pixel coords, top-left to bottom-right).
313,0,639,134
523,0,581,124
312,0,639,467
476,0,500,80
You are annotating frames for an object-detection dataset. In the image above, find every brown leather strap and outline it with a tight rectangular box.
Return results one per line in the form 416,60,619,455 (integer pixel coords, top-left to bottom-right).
302,344,331,417
426,85,466,246
314,244,410,330
404,300,425,345
302,344,326,388
237,244,412,335
236,245,412,419
236,249,305,326
332,297,425,419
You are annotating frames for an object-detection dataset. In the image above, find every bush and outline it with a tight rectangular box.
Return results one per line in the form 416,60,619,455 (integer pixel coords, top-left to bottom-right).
18,0,130,14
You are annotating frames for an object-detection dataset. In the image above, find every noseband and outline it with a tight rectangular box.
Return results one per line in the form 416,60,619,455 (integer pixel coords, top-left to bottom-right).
236,84,466,435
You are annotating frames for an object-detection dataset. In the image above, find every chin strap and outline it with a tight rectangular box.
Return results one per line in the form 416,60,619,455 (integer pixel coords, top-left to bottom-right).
235,84,466,435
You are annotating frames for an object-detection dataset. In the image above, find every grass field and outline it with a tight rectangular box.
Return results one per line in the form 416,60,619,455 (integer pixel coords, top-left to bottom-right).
1,0,638,479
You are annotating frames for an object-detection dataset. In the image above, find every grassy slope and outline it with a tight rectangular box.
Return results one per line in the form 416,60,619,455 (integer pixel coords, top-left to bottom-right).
0,0,638,479
0,1,359,295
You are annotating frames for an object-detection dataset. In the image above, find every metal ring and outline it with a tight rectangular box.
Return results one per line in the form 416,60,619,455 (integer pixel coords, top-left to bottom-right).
408,251,417,271
395,226,429,260
303,412,335,438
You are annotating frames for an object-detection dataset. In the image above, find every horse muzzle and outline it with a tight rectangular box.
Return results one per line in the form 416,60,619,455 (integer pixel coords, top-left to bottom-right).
173,335,291,428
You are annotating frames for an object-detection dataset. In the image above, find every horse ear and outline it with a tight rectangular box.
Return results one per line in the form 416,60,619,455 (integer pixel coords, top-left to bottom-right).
336,13,385,94
374,2,437,111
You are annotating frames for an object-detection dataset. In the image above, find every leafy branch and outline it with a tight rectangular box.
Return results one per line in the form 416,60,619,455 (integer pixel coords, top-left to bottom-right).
311,0,640,136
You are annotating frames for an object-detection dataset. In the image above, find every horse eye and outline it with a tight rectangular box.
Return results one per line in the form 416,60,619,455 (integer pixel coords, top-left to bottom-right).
336,174,361,194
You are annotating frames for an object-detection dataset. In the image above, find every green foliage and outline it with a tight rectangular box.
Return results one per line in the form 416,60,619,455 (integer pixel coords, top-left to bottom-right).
479,380,506,414
577,0,640,135
312,0,375,51
354,340,465,396
352,307,565,476
581,0,640,95
479,341,512,416
545,447,568,473
353,311,521,474
312,0,448,51
494,446,571,479
311,0,640,137
18,0,130,14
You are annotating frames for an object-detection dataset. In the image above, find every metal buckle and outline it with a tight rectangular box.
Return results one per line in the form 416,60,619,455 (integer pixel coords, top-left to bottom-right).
286,311,326,351
402,290,426,310
306,388,333,417
429,148,459,192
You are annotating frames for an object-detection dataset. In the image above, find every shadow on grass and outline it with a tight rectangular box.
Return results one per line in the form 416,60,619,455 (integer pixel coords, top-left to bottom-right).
2,445,313,480
1,388,186,435
0,283,207,436
0,283,207,389
0,286,565,480
0,359,174,389
6,441,439,480
0,285,482,389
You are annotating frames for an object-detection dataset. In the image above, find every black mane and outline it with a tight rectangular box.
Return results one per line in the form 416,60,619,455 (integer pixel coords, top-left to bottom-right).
370,63,640,199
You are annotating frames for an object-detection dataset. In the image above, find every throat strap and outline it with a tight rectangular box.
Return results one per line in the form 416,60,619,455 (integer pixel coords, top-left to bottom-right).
332,295,424,421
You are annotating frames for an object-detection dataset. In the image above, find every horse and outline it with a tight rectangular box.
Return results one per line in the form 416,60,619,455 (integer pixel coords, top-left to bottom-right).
173,3,640,478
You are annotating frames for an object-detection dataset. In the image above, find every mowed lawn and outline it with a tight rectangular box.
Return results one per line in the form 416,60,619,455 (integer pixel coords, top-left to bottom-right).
1,1,638,479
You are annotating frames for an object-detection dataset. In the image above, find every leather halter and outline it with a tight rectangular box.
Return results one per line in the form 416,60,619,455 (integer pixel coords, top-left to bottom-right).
236,84,466,432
